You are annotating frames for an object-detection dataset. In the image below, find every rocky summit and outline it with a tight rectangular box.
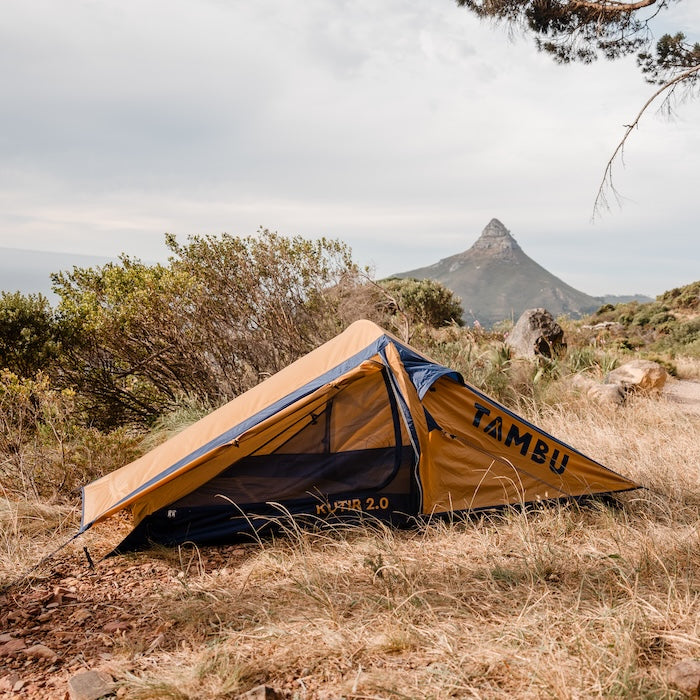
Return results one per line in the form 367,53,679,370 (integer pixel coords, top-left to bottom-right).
393,219,601,327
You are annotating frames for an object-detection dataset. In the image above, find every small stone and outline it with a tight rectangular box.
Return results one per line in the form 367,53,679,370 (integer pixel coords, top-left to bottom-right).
55,630,78,641
23,644,59,662
0,633,12,643
0,638,26,656
7,610,28,623
668,658,700,698
238,685,282,700
70,608,93,623
0,675,16,692
12,679,25,692
102,621,130,633
68,670,114,700
583,321,624,333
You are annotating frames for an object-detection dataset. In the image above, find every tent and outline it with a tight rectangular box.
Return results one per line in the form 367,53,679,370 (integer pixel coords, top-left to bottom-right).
80,320,638,550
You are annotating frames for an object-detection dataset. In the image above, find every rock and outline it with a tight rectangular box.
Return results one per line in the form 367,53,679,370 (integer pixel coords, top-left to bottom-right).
582,321,624,333
668,659,700,698
238,685,283,700
12,679,25,693
0,675,17,692
570,373,625,406
23,643,59,662
68,670,115,700
70,608,93,623
605,359,667,393
0,638,26,656
102,620,130,633
507,308,566,358
570,374,595,391
587,383,625,406
37,610,57,622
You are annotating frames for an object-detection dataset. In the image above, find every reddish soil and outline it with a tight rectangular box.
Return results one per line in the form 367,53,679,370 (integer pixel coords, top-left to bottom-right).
0,545,254,699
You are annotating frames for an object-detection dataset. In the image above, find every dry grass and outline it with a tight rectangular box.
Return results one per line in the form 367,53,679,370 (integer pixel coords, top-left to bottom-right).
0,496,79,587
118,498,698,698
674,356,700,380
107,390,699,699
2,377,698,699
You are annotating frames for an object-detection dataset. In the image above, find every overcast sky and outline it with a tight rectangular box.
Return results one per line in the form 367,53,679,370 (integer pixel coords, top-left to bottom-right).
1,0,698,297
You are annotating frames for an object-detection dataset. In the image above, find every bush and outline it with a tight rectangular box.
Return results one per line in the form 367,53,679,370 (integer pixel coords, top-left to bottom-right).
658,281,700,310
377,278,463,339
579,280,700,360
52,230,368,427
0,292,64,377
566,347,598,373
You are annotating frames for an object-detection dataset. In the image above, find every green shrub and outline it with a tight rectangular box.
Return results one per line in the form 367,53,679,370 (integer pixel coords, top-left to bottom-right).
658,281,700,310
595,303,615,315
52,230,367,427
377,278,464,338
579,281,699,360
0,292,64,377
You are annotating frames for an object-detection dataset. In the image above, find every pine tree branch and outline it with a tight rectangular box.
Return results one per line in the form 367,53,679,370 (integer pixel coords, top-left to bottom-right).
593,61,700,216
571,0,658,10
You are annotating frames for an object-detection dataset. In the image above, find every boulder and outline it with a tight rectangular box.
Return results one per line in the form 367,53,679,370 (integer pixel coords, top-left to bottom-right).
668,658,700,698
507,308,566,358
605,360,667,393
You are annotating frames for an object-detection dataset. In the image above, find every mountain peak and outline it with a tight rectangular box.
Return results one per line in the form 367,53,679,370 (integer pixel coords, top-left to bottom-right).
392,218,600,326
469,218,521,257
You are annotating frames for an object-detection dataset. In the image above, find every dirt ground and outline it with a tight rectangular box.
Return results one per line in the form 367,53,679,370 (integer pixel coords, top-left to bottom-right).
1,543,256,699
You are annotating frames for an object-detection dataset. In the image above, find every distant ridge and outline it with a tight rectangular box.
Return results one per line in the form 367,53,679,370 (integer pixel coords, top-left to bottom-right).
393,219,601,327
0,247,116,302
598,293,652,305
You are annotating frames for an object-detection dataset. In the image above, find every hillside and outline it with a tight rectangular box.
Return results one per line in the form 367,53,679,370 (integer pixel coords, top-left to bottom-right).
393,219,601,327
587,279,700,357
